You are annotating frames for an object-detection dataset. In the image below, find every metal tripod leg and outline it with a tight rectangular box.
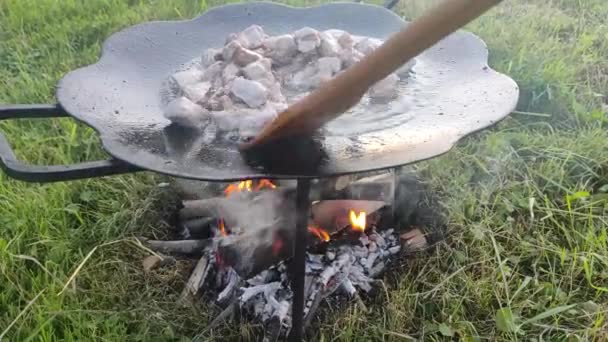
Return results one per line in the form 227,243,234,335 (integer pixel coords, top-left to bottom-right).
288,179,311,341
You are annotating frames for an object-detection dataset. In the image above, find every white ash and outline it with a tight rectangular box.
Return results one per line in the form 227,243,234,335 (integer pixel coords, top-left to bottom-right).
200,227,400,338
161,25,415,139
217,268,240,304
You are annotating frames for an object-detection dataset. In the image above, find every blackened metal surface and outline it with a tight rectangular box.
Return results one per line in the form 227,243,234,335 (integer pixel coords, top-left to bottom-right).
289,179,311,341
56,2,519,182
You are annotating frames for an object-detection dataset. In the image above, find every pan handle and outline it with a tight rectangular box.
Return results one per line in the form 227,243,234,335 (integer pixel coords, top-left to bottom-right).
383,0,400,10
0,104,142,183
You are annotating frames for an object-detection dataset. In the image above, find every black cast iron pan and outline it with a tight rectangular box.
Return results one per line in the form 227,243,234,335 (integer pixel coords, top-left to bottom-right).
0,1,519,183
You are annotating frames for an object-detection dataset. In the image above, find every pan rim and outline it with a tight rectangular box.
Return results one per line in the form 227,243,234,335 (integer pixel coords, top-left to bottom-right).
55,1,519,182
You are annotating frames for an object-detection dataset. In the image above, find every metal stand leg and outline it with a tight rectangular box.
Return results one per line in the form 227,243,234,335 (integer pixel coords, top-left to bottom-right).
289,179,311,341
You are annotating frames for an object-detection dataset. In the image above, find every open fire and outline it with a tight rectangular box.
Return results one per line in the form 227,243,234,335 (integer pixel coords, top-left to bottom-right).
224,179,277,196
142,171,436,340
307,225,330,242
349,210,366,233
219,179,368,243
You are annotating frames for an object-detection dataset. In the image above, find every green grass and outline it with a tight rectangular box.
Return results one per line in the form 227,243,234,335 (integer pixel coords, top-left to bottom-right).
1,0,607,340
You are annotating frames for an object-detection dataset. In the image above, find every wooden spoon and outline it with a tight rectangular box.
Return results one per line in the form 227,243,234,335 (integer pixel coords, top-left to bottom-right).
241,0,503,150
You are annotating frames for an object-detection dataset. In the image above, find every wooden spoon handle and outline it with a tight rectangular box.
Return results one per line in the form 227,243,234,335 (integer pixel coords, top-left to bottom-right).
243,0,503,149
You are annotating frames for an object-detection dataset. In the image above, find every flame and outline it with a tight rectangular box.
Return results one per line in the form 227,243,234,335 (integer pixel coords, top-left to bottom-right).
349,210,366,232
224,179,275,196
218,218,228,236
308,226,330,242
255,179,277,191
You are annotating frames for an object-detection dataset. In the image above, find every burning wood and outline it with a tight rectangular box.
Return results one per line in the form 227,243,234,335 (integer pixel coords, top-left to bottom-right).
224,179,277,196
307,226,330,242
349,210,366,232
196,227,401,338
310,199,385,234
143,169,443,339
181,255,212,298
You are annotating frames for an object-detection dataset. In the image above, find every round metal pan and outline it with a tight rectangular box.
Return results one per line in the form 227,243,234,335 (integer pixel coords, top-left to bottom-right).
3,2,519,182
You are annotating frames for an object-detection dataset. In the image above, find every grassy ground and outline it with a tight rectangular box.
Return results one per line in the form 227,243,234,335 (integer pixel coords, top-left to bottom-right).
1,0,607,340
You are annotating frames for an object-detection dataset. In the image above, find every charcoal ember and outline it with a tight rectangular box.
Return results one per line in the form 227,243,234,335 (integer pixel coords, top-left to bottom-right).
306,260,324,273
217,268,240,304
359,235,370,246
339,278,357,298
318,253,353,298
389,246,401,255
365,252,378,270
348,265,373,292
351,245,369,258
369,233,386,247
368,261,386,278
240,281,282,303
271,298,290,324
247,270,274,286
307,254,324,264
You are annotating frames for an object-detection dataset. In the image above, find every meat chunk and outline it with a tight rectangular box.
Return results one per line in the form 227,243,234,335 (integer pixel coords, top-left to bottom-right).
164,97,208,127
294,27,321,53
231,77,268,108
